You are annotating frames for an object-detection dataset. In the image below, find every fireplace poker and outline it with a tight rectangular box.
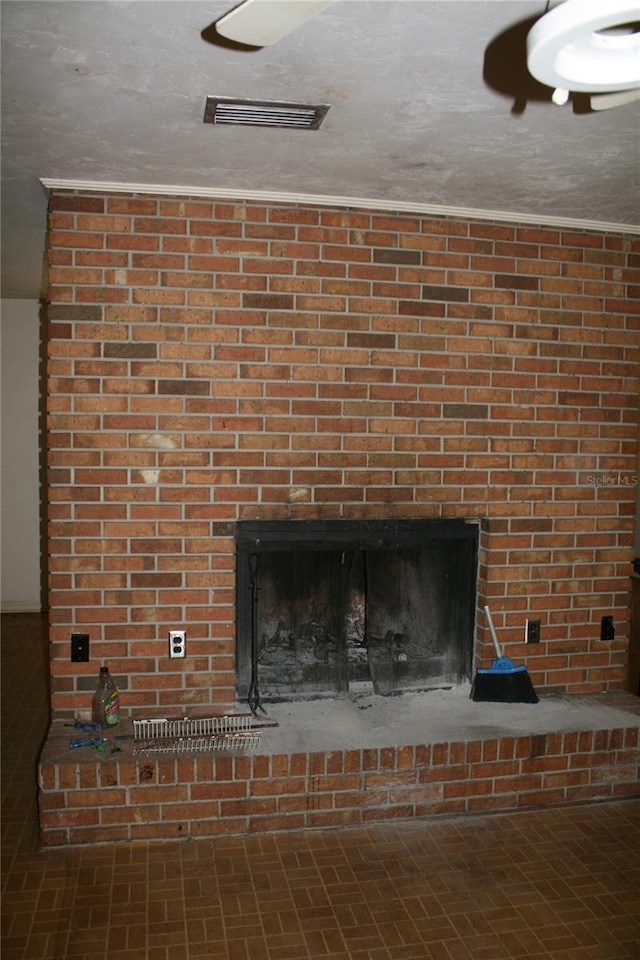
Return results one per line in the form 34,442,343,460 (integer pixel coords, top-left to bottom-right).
247,552,263,716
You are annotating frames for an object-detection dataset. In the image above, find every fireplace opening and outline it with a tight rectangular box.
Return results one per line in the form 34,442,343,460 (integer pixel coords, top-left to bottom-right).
236,520,479,706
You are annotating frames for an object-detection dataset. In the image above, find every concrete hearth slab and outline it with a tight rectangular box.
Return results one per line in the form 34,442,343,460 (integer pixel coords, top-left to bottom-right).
256,687,640,754
39,688,640,765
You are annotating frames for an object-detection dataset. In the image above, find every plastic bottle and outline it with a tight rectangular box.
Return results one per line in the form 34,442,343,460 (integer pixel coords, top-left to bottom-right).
91,666,120,727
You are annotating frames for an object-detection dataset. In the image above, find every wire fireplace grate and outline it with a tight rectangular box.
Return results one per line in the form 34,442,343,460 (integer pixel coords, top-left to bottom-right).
132,714,262,755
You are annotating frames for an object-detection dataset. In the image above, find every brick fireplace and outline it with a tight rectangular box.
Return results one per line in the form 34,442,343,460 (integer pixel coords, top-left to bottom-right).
39,190,640,844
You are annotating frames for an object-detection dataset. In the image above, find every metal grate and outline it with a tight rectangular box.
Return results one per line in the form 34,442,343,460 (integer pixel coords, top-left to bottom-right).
132,714,262,755
133,733,262,755
204,96,330,129
133,714,255,739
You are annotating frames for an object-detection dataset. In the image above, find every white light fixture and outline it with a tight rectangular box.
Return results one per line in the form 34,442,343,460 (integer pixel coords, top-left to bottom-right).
215,0,335,47
527,0,640,105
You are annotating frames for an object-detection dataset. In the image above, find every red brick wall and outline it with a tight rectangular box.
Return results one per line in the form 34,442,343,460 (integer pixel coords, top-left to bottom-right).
45,191,640,719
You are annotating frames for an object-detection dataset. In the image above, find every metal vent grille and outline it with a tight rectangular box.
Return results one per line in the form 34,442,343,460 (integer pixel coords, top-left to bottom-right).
204,96,329,130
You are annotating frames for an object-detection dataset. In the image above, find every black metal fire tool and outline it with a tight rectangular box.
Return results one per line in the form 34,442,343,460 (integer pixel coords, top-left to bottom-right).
247,553,263,715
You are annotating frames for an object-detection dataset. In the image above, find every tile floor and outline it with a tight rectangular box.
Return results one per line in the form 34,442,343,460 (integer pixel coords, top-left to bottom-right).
2,612,640,960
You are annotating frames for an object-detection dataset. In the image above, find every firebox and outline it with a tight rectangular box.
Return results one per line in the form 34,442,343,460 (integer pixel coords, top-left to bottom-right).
235,519,479,708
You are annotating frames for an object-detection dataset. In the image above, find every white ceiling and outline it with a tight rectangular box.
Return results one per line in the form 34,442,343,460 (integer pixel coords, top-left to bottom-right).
2,0,639,300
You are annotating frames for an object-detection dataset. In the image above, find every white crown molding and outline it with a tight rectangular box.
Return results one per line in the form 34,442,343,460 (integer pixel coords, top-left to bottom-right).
40,178,640,236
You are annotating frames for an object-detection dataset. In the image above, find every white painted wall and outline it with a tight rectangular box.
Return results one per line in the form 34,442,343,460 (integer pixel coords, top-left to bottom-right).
1,299,43,610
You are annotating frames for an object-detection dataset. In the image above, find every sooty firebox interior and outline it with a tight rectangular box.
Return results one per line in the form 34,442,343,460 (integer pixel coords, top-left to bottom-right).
236,519,479,707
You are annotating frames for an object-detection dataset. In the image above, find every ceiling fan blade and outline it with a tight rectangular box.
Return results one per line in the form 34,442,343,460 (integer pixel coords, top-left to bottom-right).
215,0,335,47
589,89,640,111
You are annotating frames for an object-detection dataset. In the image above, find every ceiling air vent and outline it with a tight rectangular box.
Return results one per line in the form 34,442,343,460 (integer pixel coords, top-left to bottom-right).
203,96,329,130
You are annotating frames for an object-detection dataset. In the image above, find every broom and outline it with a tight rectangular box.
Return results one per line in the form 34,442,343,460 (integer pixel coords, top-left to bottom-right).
471,605,538,703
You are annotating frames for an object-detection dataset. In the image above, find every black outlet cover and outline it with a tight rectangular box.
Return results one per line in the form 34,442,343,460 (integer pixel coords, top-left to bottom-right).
71,633,90,662
526,619,541,644
600,616,615,642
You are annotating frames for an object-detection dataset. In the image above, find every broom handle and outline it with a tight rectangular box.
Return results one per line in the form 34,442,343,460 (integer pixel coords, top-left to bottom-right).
483,605,503,659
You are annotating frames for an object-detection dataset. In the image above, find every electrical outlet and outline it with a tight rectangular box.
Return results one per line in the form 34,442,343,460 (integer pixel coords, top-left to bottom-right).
71,632,90,662
525,619,541,644
169,630,186,658
600,615,614,642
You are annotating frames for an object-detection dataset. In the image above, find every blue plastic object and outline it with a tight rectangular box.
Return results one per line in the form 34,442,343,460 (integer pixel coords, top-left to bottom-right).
69,736,107,749
476,661,528,675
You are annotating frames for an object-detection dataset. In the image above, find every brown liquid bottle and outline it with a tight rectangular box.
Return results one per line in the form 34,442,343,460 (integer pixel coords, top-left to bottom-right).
91,666,120,727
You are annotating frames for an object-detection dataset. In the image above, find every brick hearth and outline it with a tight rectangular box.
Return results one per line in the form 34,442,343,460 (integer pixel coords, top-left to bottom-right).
38,692,640,846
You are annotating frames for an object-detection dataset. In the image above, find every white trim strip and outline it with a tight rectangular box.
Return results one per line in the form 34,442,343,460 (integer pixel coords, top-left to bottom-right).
40,178,640,235
1,602,43,613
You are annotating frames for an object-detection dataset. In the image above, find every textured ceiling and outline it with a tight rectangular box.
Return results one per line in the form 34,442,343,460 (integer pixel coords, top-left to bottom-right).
2,0,639,299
